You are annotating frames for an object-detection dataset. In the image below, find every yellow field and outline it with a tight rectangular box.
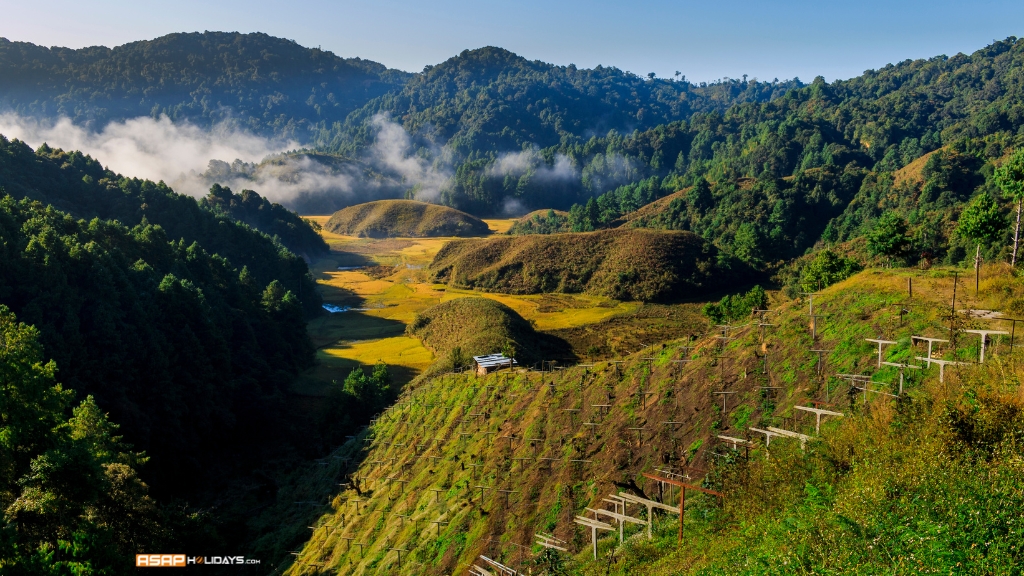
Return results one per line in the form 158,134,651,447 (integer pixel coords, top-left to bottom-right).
483,218,516,233
315,336,434,383
303,215,639,388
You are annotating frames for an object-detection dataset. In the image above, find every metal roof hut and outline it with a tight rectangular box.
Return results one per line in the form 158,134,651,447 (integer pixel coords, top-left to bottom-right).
473,353,517,376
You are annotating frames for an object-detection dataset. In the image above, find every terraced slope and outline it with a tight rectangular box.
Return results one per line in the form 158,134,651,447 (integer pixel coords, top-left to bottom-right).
250,265,1024,575
428,228,737,301
325,200,490,238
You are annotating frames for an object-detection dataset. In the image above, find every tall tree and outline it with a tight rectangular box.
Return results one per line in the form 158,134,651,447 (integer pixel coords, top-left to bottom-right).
994,149,1024,266
957,193,1006,245
0,305,160,575
866,211,912,263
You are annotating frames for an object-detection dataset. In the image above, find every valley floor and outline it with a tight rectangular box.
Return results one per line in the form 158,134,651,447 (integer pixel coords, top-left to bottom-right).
299,217,701,394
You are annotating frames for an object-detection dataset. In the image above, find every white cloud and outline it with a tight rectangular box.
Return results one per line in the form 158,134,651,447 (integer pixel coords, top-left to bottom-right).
0,113,297,192
488,148,578,183
0,112,462,209
368,113,452,201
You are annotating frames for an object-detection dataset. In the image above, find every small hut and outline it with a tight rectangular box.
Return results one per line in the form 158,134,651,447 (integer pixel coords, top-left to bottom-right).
472,353,517,376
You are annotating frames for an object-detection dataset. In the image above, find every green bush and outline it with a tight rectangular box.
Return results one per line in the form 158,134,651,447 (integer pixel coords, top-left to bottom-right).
800,249,862,292
702,285,768,324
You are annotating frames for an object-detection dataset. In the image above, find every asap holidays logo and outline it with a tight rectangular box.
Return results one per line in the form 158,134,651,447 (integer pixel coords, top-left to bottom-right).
136,554,259,567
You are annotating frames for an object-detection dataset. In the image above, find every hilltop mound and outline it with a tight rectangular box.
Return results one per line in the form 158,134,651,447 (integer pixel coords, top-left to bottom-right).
893,148,942,187
324,200,490,238
428,228,737,301
407,297,571,369
506,209,570,235
521,208,568,218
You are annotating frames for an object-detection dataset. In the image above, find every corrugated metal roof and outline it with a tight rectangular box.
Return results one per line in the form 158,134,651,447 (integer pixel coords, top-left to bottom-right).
473,354,517,369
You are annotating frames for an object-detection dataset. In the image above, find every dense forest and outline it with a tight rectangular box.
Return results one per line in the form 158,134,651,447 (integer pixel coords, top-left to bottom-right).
307,38,1024,227
0,138,388,573
200,183,329,259
0,136,322,314
0,32,410,138
4,34,1023,257
314,46,801,155
472,38,1024,276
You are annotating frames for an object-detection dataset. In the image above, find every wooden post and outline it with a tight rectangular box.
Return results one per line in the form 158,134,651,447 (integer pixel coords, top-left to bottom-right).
389,548,407,569
679,485,685,543
950,272,958,344
642,473,724,544
976,245,981,297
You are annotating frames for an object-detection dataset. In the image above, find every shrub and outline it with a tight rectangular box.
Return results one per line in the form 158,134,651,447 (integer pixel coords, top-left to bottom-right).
800,249,861,292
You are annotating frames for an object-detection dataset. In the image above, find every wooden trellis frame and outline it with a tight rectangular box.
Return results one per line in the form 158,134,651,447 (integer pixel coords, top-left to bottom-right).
573,516,615,559
865,338,897,367
794,405,844,433
642,473,724,543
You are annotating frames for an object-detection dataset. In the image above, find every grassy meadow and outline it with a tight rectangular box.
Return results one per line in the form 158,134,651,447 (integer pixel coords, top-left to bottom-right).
301,217,661,393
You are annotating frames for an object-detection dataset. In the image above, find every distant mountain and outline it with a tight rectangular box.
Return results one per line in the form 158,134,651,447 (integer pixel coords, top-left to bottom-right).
0,32,411,138
4,32,1024,269
315,46,801,155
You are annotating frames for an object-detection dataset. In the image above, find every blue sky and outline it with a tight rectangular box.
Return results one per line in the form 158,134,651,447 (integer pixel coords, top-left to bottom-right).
3,0,1023,82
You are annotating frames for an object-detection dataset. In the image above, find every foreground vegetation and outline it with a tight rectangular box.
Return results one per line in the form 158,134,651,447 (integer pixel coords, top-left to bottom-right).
252,264,1024,575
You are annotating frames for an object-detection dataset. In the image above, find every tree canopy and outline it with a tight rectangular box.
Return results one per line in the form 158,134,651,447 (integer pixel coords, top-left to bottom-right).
0,305,160,575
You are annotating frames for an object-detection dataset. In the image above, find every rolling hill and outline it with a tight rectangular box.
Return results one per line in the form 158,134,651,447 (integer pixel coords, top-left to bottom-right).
324,200,490,238
506,209,571,235
407,297,573,371
428,228,741,301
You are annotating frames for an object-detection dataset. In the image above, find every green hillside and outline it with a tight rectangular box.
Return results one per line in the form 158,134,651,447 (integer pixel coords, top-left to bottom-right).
0,32,410,137
551,39,1024,267
0,191,315,503
324,200,490,238
250,265,1024,575
428,228,741,301
0,136,321,313
317,46,797,156
201,183,329,259
4,30,1024,576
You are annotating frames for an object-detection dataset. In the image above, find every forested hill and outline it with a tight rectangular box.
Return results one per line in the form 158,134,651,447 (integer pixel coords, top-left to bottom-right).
0,32,411,137
0,135,323,313
457,38,1024,266
317,38,1024,218
0,195,314,499
314,46,802,154
201,183,329,259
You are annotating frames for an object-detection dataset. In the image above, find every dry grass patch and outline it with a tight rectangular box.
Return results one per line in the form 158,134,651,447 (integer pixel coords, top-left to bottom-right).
325,200,490,238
